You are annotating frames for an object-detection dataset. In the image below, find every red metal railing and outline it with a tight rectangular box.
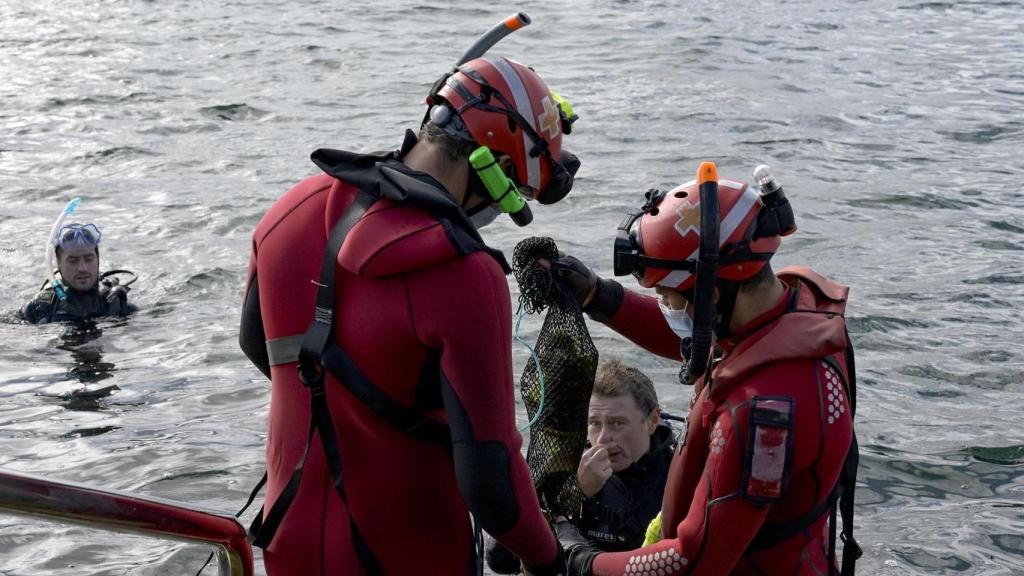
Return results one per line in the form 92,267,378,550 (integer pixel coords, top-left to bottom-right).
0,468,253,576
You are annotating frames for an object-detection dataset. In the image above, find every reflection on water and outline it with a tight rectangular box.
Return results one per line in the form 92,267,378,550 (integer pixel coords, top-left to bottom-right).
36,322,121,411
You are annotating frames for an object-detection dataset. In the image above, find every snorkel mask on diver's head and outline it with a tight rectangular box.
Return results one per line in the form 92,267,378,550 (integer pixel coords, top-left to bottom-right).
612,189,697,280
54,223,102,251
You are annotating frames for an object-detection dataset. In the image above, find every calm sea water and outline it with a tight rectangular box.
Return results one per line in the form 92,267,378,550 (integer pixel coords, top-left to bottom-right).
1,0,1022,574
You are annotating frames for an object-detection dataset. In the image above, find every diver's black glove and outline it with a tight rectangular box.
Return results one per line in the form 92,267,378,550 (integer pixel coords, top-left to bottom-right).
555,521,599,576
99,278,130,316
550,254,597,307
550,254,624,322
521,540,567,576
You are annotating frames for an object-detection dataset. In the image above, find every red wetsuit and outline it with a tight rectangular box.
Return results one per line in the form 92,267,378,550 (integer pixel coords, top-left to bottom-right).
239,136,560,575
588,268,854,575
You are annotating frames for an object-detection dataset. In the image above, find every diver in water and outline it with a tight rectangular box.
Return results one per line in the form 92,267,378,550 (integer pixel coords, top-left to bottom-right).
22,220,138,324
488,359,674,574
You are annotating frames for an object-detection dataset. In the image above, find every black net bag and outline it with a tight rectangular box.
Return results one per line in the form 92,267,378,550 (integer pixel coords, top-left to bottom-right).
512,237,599,519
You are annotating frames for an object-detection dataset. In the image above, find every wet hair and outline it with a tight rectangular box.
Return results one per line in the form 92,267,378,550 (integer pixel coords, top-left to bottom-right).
418,120,477,164
592,358,659,416
55,246,99,260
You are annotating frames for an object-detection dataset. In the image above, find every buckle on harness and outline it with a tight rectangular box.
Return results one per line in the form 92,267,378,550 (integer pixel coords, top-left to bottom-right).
840,532,863,559
298,362,323,388
313,305,333,325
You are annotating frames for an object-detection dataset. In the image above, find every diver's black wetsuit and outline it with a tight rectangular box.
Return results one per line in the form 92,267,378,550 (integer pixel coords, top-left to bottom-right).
578,424,674,552
22,280,135,324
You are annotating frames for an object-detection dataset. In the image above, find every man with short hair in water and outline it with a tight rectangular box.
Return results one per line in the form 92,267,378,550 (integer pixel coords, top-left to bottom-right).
488,359,674,573
23,223,136,324
577,359,673,552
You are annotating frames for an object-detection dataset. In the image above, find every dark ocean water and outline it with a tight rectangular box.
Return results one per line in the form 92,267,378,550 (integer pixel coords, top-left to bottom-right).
1,0,1022,574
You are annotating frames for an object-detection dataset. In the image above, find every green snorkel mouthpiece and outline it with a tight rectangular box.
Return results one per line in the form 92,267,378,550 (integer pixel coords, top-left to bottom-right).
469,146,533,227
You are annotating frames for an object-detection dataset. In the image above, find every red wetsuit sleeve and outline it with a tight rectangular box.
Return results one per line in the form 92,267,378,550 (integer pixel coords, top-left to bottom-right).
591,405,770,576
410,252,559,568
604,289,685,361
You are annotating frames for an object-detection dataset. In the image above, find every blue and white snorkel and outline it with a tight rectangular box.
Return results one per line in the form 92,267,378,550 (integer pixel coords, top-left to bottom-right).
45,197,81,301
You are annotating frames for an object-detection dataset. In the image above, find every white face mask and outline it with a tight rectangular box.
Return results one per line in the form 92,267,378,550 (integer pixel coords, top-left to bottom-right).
468,203,501,229
659,301,693,340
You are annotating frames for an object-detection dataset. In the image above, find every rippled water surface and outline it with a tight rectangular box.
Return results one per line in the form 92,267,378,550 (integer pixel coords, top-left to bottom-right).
1,0,1022,574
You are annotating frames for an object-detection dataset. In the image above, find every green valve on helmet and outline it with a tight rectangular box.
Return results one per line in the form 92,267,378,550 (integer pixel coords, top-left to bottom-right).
469,145,533,227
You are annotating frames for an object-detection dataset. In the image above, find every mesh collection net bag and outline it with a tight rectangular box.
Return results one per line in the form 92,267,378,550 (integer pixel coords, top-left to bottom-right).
512,236,599,519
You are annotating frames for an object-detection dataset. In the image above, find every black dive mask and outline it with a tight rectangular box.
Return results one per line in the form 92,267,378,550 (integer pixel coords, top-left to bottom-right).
612,189,696,279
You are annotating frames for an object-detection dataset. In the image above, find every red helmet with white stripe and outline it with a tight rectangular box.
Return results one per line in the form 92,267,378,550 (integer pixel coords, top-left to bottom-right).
433,56,576,204
635,178,783,291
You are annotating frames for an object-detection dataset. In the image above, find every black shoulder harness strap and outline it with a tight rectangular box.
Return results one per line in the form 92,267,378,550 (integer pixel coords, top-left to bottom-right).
246,188,385,575
749,334,862,575
243,183,461,575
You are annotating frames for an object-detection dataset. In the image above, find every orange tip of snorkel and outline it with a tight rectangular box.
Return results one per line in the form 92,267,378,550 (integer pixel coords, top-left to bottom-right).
697,161,718,185
504,13,530,31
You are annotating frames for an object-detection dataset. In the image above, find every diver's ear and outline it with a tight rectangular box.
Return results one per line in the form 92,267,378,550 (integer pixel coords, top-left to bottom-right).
647,406,661,435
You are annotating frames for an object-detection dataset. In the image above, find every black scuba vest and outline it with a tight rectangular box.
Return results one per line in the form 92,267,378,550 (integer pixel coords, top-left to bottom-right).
579,424,675,552
23,286,112,324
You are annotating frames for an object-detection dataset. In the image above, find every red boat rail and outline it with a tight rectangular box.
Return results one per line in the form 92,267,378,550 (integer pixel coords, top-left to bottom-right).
0,468,253,576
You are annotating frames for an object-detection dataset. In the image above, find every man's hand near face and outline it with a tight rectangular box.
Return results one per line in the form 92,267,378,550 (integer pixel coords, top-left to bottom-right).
577,445,613,498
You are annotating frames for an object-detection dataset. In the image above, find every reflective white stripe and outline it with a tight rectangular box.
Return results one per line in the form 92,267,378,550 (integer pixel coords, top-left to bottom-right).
719,183,759,247
657,182,760,288
487,57,541,190
266,334,304,366
658,260,695,288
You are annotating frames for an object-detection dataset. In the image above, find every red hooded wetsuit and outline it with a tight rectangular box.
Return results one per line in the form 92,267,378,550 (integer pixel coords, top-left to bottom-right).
239,138,561,575
586,268,855,575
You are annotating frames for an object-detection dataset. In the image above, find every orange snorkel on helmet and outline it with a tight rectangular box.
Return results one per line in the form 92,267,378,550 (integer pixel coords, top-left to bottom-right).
613,163,796,383
421,13,580,226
